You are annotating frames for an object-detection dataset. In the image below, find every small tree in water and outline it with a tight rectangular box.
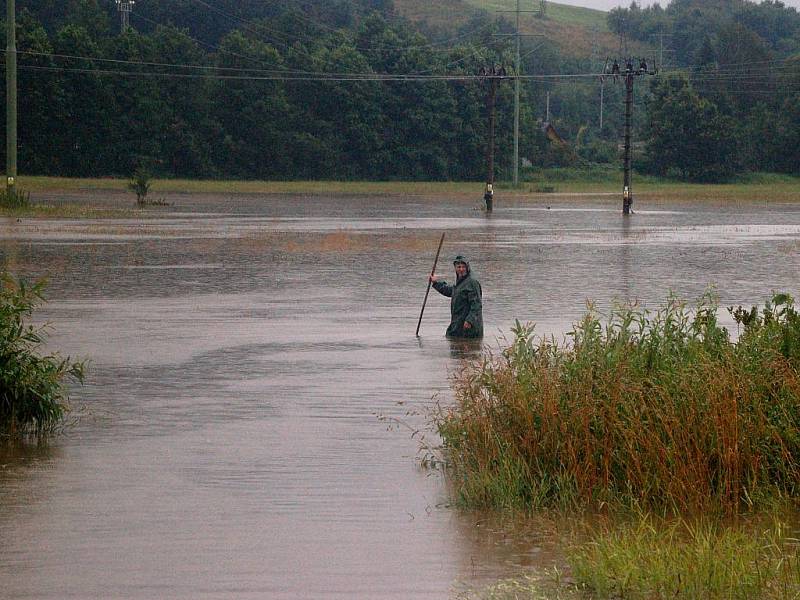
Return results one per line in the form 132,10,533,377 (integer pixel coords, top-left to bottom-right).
0,274,85,435
128,167,152,206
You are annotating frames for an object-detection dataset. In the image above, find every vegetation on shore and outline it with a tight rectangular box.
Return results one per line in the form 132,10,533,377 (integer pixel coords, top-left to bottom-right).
568,514,800,599
434,291,800,514
4,172,800,200
464,513,800,599
0,274,85,435
437,291,800,598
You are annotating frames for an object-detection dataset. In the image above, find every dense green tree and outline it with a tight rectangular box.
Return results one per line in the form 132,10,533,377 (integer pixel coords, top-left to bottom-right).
644,73,738,182
49,24,115,175
148,26,216,176
770,93,800,173
14,11,64,174
734,0,800,51
211,31,291,178
712,23,772,114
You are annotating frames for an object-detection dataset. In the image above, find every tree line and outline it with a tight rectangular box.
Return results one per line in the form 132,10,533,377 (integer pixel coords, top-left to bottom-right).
0,0,799,182
611,0,800,181
0,2,541,181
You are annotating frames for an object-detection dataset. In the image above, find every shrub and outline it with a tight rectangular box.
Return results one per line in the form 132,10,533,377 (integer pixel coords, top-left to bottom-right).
128,167,152,205
433,292,800,513
0,274,85,435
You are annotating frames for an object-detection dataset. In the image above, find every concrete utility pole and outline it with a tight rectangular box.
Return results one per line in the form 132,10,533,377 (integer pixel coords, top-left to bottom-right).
599,79,604,130
545,91,550,122
116,0,135,32
591,25,604,131
650,31,673,70
606,58,656,215
479,65,508,212
497,2,545,188
6,0,16,199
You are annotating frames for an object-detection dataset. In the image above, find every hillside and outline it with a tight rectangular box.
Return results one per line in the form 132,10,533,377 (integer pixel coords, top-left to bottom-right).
392,0,626,58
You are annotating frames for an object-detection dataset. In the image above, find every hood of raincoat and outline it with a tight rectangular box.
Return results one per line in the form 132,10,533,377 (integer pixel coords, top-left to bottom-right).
453,255,471,277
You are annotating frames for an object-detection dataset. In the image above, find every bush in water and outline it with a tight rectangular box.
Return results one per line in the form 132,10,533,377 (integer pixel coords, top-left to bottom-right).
0,274,85,435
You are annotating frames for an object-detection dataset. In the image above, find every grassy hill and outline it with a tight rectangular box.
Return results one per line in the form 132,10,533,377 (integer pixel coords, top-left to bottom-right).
393,0,629,58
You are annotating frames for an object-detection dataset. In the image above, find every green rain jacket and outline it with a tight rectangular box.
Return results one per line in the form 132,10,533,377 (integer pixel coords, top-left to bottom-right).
432,255,484,338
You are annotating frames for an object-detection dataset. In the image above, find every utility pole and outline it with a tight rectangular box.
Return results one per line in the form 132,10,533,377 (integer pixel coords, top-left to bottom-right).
6,0,16,200
599,79,604,130
479,65,508,212
591,25,604,131
606,58,656,215
116,0,134,32
650,31,673,70
545,91,550,122
622,67,633,215
496,2,545,188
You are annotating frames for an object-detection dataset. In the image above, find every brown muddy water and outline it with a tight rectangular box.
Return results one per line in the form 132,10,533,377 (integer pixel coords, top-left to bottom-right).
1,191,800,599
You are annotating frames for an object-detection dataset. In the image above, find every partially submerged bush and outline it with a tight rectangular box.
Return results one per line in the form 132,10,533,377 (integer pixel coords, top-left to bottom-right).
434,292,800,513
0,274,85,435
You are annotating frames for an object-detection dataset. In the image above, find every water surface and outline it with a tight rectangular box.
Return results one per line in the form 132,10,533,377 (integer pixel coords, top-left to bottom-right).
1,192,799,598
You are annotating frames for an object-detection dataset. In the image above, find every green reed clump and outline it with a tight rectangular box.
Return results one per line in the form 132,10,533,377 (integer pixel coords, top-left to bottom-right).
568,515,800,599
434,292,800,513
0,188,30,209
0,274,85,435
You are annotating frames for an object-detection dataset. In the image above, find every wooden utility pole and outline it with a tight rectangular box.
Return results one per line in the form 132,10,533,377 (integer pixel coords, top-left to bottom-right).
480,65,507,212
623,68,633,215
606,58,655,215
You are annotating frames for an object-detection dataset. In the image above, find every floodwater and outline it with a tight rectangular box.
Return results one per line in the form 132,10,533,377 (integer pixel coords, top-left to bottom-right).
1,191,799,599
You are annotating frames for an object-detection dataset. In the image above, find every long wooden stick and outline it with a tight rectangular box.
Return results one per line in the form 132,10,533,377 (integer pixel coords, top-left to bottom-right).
416,232,445,337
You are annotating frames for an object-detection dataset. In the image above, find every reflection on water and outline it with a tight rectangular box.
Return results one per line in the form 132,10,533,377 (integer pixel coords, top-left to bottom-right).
1,192,800,598
448,338,484,361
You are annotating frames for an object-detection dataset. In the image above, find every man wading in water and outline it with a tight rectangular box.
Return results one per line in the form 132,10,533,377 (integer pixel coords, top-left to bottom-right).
429,255,483,338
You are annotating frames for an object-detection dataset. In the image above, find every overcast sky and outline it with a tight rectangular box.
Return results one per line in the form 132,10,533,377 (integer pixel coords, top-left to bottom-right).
561,0,800,10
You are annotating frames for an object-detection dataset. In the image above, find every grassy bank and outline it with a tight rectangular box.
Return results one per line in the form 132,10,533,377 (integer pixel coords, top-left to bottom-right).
567,514,800,599
464,514,800,599
434,292,800,514
436,288,800,598
4,172,800,201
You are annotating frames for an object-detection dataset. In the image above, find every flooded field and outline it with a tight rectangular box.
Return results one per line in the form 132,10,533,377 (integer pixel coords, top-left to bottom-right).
1,191,799,599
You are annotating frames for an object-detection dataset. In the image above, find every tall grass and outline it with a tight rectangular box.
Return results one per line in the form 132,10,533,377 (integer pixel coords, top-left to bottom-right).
434,292,800,513
568,515,800,599
0,274,85,435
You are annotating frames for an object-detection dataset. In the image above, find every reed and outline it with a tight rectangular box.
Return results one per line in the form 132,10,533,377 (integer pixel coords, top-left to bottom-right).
0,274,85,435
434,292,800,513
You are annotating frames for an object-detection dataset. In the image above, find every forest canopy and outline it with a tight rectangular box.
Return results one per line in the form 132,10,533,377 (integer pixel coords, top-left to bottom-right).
1,0,798,182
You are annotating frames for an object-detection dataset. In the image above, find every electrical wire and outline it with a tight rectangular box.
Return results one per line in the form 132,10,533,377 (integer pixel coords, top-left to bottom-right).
12,61,619,82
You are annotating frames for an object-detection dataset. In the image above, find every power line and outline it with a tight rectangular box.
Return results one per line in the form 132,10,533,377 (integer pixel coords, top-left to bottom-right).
12,61,617,82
